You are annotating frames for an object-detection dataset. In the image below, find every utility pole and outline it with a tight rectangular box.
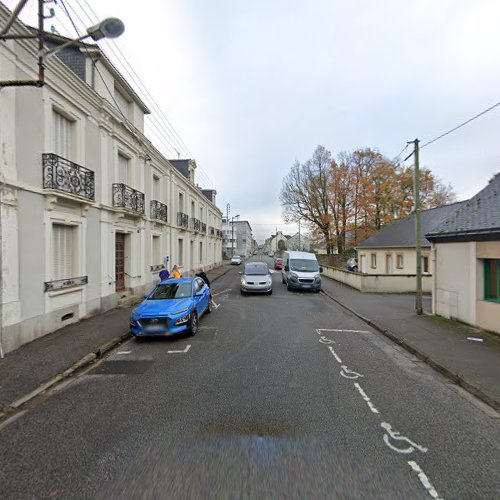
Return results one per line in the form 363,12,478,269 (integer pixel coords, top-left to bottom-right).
409,139,423,315
298,220,301,251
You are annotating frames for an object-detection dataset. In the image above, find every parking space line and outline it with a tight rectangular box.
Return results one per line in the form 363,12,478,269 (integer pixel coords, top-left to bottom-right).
353,382,380,414
408,461,443,500
168,345,191,354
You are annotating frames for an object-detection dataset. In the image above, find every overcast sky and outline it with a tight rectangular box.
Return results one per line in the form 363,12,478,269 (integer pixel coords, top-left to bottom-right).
9,0,500,242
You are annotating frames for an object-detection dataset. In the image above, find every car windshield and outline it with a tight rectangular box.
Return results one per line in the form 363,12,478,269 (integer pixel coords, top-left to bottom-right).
148,282,192,300
290,259,319,272
245,264,268,275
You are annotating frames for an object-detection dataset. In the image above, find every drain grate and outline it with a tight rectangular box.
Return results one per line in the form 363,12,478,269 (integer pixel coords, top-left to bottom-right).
91,360,153,375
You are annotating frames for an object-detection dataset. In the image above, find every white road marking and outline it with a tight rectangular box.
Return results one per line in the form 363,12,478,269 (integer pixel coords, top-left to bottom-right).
353,382,380,414
328,346,342,364
408,461,444,500
381,422,428,454
117,351,131,355
319,336,335,345
211,299,220,309
168,344,191,354
340,365,364,380
317,328,370,334
212,289,231,297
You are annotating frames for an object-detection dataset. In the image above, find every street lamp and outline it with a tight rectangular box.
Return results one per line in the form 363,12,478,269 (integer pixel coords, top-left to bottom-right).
42,18,125,58
231,215,240,258
0,1,125,88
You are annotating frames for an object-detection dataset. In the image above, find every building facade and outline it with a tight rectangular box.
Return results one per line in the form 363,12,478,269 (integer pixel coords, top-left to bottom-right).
426,174,500,334
222,219,253,258
0,7,222,353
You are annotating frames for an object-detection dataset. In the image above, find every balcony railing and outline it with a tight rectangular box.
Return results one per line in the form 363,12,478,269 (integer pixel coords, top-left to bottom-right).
209,226,215,236
112,183,145,214
201,222,207,234
150,200,168,223
216,229,223,238
44,275,88,292
177,212,189,229
43,153,95,201
190,218,201,232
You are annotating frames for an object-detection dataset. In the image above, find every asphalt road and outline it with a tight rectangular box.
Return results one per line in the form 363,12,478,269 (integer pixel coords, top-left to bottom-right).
0,256,499,499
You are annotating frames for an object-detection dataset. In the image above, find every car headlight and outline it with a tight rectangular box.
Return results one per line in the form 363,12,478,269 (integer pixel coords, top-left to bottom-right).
290,272,298,280
266,278,272,285
130,317,138,327
175,315,190,325
314,274,321,281
241,278,246,285
172,307,189,315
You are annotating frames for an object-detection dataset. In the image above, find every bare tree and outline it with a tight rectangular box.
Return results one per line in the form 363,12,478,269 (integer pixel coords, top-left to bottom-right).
281,146,335,253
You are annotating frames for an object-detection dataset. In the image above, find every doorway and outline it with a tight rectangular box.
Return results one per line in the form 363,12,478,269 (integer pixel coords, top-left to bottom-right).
115,233,125,291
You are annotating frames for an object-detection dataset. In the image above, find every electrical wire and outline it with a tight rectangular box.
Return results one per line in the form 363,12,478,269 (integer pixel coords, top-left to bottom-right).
420,99,500,150
64,0,216,188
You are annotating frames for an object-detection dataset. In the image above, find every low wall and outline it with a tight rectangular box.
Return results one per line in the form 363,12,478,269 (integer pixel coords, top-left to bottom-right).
321,265,432,293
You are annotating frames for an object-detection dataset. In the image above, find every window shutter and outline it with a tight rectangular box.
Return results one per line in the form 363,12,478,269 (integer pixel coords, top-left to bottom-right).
53,111,71,159
52,225,74,280
118,154,129,185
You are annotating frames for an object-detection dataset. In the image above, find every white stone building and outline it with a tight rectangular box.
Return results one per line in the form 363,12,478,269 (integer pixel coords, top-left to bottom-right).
0,6,222,353
222,219,253,258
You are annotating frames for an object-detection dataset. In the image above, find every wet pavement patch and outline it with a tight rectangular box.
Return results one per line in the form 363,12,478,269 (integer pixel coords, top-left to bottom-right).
91,360,153,375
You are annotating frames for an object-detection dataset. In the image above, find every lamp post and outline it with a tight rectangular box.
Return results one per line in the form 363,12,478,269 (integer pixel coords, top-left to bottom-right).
0,2,124,88
231,215,240,258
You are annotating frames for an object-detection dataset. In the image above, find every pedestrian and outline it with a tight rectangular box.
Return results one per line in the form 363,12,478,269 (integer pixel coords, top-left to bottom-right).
159,268,170,281
171,265,182,279
196,267,210,288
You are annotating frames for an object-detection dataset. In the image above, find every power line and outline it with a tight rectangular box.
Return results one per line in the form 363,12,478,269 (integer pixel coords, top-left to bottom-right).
399,98,500,161
67,0,216,188
58,1,214,188
421,99,500,150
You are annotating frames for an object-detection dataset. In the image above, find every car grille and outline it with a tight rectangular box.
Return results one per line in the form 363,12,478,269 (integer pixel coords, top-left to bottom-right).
140,317,170,327
298,278,314,283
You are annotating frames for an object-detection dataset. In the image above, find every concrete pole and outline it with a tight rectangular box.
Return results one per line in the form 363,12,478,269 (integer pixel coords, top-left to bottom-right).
413,139,423,315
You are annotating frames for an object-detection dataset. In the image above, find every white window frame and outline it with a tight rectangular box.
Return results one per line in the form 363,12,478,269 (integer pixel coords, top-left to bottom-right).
52,109,74,160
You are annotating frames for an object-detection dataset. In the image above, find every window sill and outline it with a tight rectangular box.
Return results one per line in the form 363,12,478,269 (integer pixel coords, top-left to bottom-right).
47,286,84,297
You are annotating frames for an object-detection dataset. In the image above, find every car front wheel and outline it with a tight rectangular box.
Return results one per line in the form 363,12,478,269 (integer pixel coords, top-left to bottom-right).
188,312,199,335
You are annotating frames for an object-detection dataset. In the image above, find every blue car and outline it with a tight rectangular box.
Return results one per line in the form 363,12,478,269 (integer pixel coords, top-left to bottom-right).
130,277,211,338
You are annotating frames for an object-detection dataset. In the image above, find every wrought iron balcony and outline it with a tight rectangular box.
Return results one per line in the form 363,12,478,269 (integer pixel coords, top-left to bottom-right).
150,200,168,223
44,275,88,292
112,183,145,214
201,222,207,234
190,218,201,232
209,226,215,236
177,212,189,229
43,153,95,201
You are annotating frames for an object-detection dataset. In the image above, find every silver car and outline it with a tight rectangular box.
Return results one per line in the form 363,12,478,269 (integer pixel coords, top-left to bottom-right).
240,262,273,295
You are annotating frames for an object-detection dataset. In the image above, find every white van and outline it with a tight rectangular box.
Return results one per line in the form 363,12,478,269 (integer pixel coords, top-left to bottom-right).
282,251,323,292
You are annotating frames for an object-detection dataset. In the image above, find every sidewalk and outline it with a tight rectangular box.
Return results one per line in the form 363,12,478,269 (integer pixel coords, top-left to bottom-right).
320,276,500,411
0,262,233,415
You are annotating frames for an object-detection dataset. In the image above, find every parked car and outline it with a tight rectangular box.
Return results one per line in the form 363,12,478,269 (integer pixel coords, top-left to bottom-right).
130,277,210,338
240,261,273,294
347,257,358,272
231,255,242,265
282,251,322,292
274,258,283,270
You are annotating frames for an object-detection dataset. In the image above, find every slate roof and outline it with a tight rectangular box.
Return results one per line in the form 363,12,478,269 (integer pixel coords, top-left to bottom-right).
169,159,192,180
357,201,467,249
426,173,500,242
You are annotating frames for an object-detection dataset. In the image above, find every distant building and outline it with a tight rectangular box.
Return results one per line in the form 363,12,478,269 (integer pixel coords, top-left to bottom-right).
222,219,254,258
286,232,313,252
426,174,500,334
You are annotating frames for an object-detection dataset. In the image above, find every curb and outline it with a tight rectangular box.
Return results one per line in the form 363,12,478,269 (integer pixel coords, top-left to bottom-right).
6,331,131,413
210,265,233,283
320,289,500,412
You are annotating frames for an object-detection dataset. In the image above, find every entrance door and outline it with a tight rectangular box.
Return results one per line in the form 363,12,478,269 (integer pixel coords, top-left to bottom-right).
115,233,125,291
386,254,393,274
360,255,367,273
